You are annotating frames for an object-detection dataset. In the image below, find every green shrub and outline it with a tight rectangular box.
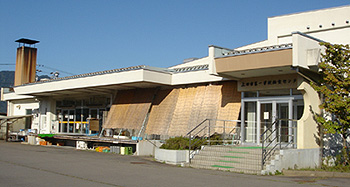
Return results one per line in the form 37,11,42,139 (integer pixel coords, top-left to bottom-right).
208,133,223,145
159,134,225,150
160,136,207,150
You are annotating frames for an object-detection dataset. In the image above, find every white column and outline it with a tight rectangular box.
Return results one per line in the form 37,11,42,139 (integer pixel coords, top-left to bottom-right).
288,99,293,143
240,100,245,143
256,100,261,145
272,101,277,144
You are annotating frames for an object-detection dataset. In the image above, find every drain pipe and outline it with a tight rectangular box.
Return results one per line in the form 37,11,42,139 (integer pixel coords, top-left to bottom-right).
295,67,314,83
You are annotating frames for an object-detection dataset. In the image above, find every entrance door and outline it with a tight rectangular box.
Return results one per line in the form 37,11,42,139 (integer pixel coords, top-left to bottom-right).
277,103,289,142
59,109,75,133
258,100,291,144
61,109,69,133
260,102,274,143
243,99,293,144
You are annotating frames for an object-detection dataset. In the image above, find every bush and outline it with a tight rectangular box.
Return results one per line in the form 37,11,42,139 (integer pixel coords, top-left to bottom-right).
160,136,206,150
208,133,223,145
160,135,224,150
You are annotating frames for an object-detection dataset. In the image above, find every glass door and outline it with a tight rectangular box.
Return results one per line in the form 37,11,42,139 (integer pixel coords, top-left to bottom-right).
59,109,75,133
277,103,289,142
259,101,291,144
242,99,292,145
61,109,69,133
244,102,257,143
260,102,273,143
68,110,75,133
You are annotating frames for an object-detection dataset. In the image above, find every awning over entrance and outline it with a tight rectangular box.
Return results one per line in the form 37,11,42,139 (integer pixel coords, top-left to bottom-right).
215,45,294,79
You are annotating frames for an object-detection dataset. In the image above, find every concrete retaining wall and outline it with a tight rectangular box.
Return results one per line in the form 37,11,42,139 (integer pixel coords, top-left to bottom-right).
136,140,162,156
155,148,189,165
271,148,321,173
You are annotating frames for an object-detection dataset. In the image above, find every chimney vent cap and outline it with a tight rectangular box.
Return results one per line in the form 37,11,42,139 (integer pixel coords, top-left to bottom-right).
15,38,39,45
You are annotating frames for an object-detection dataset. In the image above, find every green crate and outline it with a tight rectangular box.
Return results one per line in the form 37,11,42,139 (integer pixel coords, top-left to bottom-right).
125,147,132,155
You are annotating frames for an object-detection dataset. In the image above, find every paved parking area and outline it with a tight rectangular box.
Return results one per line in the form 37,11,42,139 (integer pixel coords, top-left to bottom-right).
0,141,349,187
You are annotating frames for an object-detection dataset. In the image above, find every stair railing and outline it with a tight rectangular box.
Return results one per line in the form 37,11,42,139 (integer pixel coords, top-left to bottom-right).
261,119,297,170
187,119,241,163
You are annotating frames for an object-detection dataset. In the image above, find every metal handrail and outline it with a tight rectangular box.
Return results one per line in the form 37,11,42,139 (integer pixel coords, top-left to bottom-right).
186,119,208,135
261,118,298,170
188,119,241,163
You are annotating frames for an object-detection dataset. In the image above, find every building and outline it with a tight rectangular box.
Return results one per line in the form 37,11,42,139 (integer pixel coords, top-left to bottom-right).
2,5,350,173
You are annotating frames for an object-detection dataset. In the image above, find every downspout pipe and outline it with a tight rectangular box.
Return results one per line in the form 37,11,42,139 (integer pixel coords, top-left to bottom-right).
295,67,313,83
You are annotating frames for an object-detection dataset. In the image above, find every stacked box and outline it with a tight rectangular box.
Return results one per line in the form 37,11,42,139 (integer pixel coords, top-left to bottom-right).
110,146,120,154
76,141,87,150
121,147,132,155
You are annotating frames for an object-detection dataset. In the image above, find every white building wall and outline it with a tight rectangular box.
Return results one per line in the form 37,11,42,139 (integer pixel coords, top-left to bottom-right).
268,6,350,45
6,99,39,132
11,99,39,116
292,33,323,69
308,27,350,44
236,6,350,50
38,99,56,134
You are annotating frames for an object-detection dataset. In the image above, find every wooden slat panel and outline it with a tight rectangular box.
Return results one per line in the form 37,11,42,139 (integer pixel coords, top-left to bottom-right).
217,82,241,134
103,90,134,129
197,85,221,135
103,89,155,130
104,81,241,138
125,88,155,130
167,87,196,136
188,86,206,132
145,89,179,135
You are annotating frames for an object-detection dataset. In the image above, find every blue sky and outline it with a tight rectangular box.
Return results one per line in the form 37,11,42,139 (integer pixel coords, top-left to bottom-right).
1,0,349,76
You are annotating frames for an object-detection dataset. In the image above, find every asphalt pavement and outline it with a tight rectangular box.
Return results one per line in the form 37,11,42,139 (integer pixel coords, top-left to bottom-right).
0,141,349,187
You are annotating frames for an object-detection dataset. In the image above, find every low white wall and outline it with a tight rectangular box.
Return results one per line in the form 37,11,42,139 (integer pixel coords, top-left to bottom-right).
136,140,162,156
155,148,189,165
274,148,321,171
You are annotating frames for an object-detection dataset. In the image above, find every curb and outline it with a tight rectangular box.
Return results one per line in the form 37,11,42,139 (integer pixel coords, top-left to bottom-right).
283,170,350,178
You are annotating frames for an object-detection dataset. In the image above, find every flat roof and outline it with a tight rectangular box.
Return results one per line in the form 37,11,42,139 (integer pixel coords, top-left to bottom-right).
15,38,40,45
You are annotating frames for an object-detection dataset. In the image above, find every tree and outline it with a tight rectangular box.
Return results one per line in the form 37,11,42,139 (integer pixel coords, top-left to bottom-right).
311,42,350,164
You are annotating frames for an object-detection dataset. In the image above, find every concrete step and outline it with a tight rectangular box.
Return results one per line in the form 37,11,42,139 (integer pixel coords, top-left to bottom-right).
190,162,262,175
191,159,262,170
197,150,263,159
203,145,279,154
189,145,280,174
192,154,265,165
202,145,263,154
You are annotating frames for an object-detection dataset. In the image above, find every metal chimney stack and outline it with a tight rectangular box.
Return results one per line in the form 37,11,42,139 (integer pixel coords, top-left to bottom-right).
14,38,39,86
